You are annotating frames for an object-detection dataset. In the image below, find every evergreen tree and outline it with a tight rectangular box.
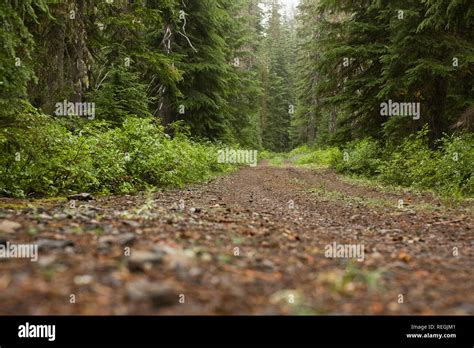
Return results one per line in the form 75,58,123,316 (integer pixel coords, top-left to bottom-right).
259,0,294,152
222,0,264,148
172,0,232,141
294,0,473,146
0,0,48,128
91,65,152,123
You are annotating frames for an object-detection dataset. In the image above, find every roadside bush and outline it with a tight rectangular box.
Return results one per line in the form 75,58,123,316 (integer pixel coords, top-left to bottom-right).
327,128,473,199
0,114,236,197
434,134,474,198
332,138,382,176
259,150,286,166
379,130,473,198
0,111,97,196
378,128,438,188
288,145,311,157
292,146,342,167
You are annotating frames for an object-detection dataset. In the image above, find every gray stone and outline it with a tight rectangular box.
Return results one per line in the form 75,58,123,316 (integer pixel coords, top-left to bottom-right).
67,193,93,201
36,239,74,251
126,280,176,308
127,250,164,271
117,233,136,246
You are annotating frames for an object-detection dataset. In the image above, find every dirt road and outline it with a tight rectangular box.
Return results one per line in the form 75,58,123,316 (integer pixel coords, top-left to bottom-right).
0,164,472,314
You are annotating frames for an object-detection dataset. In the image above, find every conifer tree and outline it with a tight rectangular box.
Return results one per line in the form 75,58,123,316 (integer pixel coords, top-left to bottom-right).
259,0,294,152
0,0,48,128
294,0,473,146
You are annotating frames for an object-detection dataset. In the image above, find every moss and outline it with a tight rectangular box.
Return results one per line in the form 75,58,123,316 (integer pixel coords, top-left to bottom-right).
0,197,66,211
0,202,30,210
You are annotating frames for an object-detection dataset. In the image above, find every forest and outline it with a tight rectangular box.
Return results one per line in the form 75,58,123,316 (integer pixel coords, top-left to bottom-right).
0,0,473,317
1,0,473,199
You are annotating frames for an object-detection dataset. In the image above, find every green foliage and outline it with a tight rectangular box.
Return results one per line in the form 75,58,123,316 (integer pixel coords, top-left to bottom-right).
0,0,48,124
327,129,474,199
378,128,438,188
0,0,269,199
1,0,265,146
0,114,235,197
173,0,234,141
259,1,294,152
333,138,383,177
290,0,473,200
288,145,310,157
90,65,153,124
258,150,286,166
435,134,474,197
379,131,474,198
258,150,276,161
291,146,342,167
2,0,472,202
292,0,474,145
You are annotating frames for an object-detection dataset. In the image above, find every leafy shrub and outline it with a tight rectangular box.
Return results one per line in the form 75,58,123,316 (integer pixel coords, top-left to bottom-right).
328,128,473,199
292,146,342,167
434,134,474,198
378,128,439,188
259,150,277,161
259,150,286,166
379,129,474,198
288,145,310,157
0,114,236,197
332,138,382,176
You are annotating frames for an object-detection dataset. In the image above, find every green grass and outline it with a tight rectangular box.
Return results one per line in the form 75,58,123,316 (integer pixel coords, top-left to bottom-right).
259,150,287,166
318,262,386,295
306,184,447,212
290,146,341,168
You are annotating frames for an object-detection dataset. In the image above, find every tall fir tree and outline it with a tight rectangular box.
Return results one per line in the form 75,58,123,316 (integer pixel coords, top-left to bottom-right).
259,0,294,152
